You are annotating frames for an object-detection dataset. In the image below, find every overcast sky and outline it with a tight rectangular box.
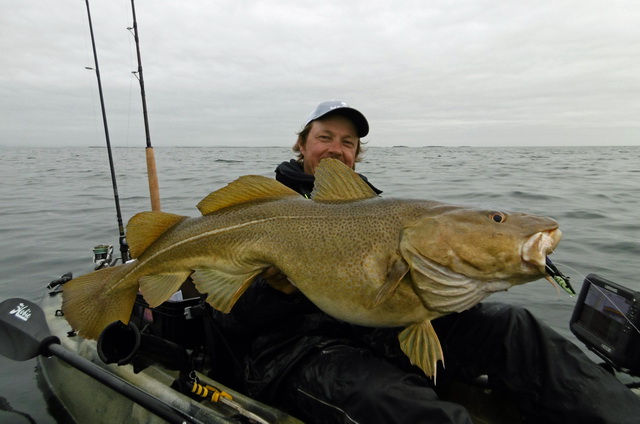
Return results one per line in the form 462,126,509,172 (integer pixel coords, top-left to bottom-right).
1,0,638,147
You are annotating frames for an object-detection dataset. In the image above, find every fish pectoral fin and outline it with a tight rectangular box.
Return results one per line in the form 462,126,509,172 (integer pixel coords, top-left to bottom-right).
192,267,262,313
139,271,193,308
127,211,188,258
197,176,299,215
311,158,378,202
366,256,410,308
398,321,444,381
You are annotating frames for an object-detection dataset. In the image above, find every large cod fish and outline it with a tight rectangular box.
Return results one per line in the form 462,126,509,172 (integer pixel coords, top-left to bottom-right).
63,158,565,378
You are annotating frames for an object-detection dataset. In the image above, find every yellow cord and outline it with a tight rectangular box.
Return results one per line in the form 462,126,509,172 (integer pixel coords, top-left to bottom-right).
190,382,232,403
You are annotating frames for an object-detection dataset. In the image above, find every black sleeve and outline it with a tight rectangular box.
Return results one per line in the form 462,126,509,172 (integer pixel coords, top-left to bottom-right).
228,277,318,330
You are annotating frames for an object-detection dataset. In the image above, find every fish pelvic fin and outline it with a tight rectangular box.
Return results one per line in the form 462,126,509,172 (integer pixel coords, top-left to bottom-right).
191,267,262,313
62,265,138,340
366,255,410,308
127,211,188,258
311,158,378,202
139,271,193,308
398,320,444,381
197,176,299,216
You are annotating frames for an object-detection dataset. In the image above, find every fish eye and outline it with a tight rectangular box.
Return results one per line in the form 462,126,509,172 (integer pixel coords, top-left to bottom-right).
490,212,506,223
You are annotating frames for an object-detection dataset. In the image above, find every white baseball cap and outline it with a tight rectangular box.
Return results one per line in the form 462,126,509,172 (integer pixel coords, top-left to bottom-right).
303,100,369,137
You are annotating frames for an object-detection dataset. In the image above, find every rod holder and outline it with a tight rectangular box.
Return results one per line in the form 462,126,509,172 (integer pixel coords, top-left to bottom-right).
97,321,191,373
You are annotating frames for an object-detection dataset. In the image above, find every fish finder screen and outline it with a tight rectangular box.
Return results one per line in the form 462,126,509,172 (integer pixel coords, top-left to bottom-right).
577,284,632,346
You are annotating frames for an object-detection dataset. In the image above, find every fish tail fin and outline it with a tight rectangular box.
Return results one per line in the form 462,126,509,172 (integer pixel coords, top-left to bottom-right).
62,265,138,340
398,320,444,382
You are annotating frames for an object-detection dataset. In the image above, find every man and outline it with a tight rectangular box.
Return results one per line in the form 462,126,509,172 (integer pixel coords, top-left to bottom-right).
212,100,640,423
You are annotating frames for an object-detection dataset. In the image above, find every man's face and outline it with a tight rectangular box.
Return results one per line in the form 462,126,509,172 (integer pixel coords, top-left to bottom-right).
299,114,359,175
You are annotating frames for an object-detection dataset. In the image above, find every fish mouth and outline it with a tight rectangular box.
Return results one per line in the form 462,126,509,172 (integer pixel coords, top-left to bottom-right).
521,229,575,295
522,229,562,273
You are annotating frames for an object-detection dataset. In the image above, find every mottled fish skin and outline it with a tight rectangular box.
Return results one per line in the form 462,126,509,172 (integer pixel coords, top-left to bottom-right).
62,159,563,378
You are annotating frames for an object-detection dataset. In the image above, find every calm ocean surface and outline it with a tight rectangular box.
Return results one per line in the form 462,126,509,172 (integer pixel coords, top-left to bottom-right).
1,145,639,423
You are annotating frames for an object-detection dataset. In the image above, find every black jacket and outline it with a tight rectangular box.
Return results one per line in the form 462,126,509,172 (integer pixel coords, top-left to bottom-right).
274,159,382,197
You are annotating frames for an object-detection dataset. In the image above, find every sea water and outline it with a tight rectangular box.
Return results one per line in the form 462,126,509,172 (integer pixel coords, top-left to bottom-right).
1,145,639,423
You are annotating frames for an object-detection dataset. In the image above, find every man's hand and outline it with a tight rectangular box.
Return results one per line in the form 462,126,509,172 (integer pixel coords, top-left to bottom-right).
262,266,298,295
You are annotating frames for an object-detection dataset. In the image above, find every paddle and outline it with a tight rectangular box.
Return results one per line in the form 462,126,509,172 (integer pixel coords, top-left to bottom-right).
0,298,199,424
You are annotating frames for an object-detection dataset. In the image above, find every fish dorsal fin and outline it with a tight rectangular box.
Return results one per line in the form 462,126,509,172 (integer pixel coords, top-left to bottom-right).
127,211,187,258
197,175,299,216
311,158,377,202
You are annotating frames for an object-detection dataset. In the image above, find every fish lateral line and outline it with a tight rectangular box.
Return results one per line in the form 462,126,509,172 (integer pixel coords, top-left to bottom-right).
116,213,324,296
132,214,311,267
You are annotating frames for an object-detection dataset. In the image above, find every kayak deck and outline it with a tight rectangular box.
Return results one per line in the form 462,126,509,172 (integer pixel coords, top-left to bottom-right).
38,289,640,424
38,291,302,424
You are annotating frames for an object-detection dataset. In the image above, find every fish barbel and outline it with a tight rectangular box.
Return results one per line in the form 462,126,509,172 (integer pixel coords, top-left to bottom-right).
62,158,564,378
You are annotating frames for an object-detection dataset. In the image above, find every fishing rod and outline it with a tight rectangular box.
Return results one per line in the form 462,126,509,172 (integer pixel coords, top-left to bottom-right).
84,0,129,263
128,0,161,211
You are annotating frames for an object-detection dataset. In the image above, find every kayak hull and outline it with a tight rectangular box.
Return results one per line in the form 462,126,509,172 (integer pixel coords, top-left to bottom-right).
37,291,302,424
37,289,640,424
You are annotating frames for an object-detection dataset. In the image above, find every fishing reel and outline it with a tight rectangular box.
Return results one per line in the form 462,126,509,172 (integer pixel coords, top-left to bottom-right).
93,244,113,270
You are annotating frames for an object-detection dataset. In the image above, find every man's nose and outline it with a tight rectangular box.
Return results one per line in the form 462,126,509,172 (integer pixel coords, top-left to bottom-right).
326,140,342,156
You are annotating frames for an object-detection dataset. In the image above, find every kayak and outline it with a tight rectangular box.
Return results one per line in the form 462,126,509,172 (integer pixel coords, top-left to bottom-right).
1,270,637,424
33,283,518,424
35,287,302,424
